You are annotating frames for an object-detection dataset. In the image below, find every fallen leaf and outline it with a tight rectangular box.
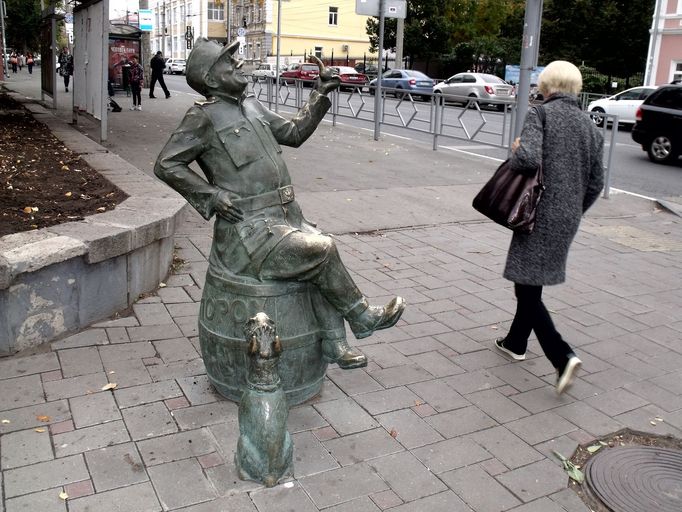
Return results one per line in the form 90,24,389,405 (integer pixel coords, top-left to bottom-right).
22,206,33,213
650,420,657,426
587,444,602,453
389,428,398,438
101,383,118,391
65,191,72,197
36,415,51,422
59,490,68,500
1,419,10,424
34,428,47,433
414,400,424,407
158,282,167,288
655,417,664,422
61,165,70,171
96,207,106,212
109,370,116,374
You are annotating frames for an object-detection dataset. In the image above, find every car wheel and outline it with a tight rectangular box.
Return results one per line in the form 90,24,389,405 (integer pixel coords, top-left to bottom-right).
647,135,676,164
590,107,605,127
467,94,479,109
496,103,506,112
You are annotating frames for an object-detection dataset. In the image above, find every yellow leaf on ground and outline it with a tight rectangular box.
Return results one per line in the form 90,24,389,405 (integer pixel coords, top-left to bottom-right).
36,415,50,422
34,428,47,433
1,419,10,424
65,191,72,197
101,383,118,391
23,206,33,213
389,428,398,438
61,165,70,171
59,491,68,500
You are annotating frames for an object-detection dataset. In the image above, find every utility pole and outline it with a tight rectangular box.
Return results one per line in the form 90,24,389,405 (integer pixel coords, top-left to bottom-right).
162,1,166,57
513,0,543,141
373,0,385,141
1,0,9,77
395,18,403,69
140,0,150,79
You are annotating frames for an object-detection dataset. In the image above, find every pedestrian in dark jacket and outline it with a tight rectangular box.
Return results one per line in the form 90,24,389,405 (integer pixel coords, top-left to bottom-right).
494,60,604,394
149,51,170,98
128,55,144,110
58,48,74,92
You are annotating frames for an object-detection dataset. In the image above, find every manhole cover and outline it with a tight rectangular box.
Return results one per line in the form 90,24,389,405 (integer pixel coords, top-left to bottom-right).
585,446,682,512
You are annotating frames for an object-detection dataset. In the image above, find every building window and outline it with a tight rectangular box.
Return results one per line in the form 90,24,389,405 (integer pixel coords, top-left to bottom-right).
328,7,338,25
315,46,323,58
672,62,682,83
187,3,192,16
208,2,225,21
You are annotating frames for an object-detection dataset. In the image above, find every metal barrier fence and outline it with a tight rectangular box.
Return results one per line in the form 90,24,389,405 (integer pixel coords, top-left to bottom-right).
248,77,617,198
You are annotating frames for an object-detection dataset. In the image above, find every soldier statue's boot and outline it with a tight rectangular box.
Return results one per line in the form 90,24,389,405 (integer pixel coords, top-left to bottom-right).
344,297,407,340
310,246,406,341
321,337,367,369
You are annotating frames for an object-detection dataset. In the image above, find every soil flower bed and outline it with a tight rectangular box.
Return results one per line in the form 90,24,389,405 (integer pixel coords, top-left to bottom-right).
0,93,128,237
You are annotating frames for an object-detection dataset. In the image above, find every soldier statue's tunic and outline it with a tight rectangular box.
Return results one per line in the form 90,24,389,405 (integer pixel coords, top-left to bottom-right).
154,39,405,369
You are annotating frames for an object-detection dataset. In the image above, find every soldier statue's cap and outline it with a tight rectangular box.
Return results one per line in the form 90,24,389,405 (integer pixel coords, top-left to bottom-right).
186,37,240,96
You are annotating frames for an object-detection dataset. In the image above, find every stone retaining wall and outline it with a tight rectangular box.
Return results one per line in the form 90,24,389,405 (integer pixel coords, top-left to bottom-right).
0,95,187,354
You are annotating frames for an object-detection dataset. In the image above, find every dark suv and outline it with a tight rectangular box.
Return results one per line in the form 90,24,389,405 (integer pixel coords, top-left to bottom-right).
631,84,682,164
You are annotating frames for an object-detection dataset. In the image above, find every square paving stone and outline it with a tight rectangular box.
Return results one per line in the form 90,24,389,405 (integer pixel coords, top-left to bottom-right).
465,389,531,423
353,386,423,415
314,398,378,435
444,369,506,395
204,463,261,496
326,368,384,396
506,411,578,445
496,459,567,502
489,364,547,393
99,342,157,363
127,324,184,343
43,372,108,401
291,431,339,477
114,380,183,408
299,462,388,509
412,436,491,474
322,496,380,512
85,442,148,492
147,459,216,510
103,359,152,388
367,364,433,388
172,402,238,430
5,488,67,512
173,495,258,512
0,375,45,410
250,482,318,512
0,400,71,434
425,405,497,439
68,482,161,512
0,352,60,380
440,464,522,512
468,426,544,469
553,401,624,437
375,409,444,449
385,490,473,512
51,329,109,350
368,451,447,502
58,347,103,378
133,303,174,325
122,401,178,441
70,391,121,428
509,497,569,512
408,379,470,412
3,454,89,498
287,405,328,433
409,351,465,378
176,375,221,405
323,428,403,467
1,428,54,469
54,420,131,457
153,338,199,363
137,428,216,466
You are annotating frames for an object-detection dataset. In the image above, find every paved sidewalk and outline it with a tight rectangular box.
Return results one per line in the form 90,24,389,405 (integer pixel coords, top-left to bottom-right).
2,73,682,512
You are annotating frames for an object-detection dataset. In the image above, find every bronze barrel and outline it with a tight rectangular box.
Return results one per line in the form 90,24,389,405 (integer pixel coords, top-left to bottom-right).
199,270,328,405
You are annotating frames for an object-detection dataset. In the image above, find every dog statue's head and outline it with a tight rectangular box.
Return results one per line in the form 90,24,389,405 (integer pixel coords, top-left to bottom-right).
245,312,282,360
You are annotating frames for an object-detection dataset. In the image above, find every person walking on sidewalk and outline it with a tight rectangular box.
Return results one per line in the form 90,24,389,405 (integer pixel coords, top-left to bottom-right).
149,51,171,99
58,48,74,92
493,61,604,394
10,52,18,73
128,55,144,110
27,53,34,74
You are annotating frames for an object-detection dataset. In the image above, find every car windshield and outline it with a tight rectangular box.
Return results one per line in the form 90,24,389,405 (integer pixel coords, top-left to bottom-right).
404,70,429,79
334,66,357,74
481,74,506,83
301,64,318,71
174,60,185,65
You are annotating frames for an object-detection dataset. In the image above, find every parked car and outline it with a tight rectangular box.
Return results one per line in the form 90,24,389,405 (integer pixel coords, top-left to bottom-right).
329,66,368,90
279,62,319,85
369,69,435,100
354,62,379,79
433,72,514,111
251,62,286,81
165,59,186,75
631,84,682,164
588,86,657,127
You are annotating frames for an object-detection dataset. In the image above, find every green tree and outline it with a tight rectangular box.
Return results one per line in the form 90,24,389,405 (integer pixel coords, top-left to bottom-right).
5,0,42,53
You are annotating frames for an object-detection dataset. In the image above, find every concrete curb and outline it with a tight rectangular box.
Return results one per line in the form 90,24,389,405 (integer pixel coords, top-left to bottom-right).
0,92,187,354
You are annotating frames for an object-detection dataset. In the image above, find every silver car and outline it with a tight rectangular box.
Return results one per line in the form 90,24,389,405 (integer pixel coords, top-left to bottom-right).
433,72,515,110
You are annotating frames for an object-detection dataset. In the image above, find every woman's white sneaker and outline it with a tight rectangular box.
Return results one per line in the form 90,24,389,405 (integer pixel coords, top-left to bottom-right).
556,356,582,395
494,338,526,361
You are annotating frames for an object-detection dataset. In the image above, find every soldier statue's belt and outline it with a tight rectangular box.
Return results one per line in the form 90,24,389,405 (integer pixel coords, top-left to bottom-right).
233,185,295,211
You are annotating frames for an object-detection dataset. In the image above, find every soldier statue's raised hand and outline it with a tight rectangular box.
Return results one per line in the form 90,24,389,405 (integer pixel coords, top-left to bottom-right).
154,39,405,370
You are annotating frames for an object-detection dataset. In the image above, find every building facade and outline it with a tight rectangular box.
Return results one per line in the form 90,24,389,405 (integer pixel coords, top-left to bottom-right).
149,0,372,62
645,0,682,85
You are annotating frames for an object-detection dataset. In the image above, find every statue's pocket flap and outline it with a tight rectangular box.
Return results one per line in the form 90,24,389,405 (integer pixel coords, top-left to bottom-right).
216,120,263,168
255,116,282,154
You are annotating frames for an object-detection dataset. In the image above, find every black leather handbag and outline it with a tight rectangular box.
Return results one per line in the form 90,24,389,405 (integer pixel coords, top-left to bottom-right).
472,106,546,234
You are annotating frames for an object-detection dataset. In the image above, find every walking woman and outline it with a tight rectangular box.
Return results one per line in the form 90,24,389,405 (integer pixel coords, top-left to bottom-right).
128,55,144,110
494,61,604,394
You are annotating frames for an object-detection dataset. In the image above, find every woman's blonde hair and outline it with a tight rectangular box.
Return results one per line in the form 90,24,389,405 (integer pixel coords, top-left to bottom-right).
538,60,582,96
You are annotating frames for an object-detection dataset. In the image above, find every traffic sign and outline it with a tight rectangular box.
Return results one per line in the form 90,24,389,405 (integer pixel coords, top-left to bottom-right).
237,27,246,37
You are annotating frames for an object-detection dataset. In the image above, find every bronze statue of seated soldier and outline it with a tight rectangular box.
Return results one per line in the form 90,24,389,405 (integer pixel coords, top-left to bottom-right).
154,38,405,374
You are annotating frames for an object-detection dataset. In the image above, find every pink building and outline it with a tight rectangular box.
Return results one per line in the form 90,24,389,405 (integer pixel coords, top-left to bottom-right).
645,0,682,85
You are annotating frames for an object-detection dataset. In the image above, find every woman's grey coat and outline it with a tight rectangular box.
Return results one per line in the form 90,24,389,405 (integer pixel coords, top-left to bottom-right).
504,94,604,286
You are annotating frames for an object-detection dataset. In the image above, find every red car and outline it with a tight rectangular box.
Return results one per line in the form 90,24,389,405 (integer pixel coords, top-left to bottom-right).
279,63,319,85
330,66,368,91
